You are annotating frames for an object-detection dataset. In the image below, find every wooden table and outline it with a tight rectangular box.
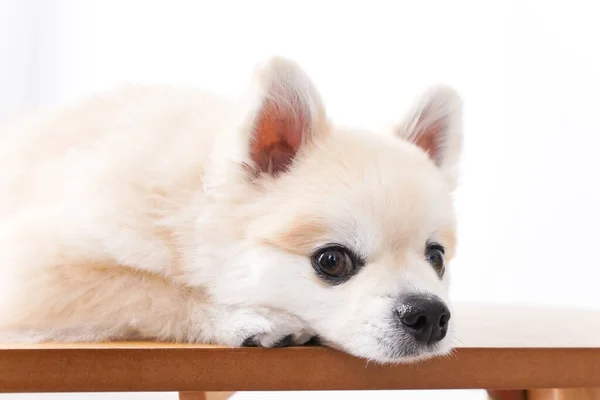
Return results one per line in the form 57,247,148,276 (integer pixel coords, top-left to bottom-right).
1,304,599,400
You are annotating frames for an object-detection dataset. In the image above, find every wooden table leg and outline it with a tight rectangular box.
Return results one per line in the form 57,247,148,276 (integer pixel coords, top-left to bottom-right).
527,388,600,400
179,392,235,400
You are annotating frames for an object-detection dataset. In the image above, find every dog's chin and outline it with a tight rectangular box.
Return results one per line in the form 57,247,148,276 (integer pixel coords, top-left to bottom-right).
371,342,454,364
324,338,454,365
386,342,454,364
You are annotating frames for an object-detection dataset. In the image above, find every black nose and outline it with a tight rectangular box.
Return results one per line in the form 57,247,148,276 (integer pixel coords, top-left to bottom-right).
395,295,451,345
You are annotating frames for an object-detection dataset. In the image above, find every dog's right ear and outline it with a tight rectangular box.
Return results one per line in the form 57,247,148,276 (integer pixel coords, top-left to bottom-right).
394,85,463,188
237,57,329,177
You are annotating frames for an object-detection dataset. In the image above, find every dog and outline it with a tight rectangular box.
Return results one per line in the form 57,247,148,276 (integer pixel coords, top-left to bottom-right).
0,57,462,363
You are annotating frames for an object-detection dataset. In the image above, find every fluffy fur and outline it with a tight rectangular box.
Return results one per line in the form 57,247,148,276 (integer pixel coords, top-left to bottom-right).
0,57,463,363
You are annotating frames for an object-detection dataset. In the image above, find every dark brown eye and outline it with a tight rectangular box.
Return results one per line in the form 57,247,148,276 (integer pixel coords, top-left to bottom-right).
316,249,352,277
425,243,445,277
312,245,360,284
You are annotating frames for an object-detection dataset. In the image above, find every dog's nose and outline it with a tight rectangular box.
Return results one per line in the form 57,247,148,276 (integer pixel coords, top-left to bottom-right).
395,295,451,345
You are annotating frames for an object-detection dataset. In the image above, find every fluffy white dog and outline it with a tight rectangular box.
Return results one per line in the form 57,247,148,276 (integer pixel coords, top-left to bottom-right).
0,57,462,363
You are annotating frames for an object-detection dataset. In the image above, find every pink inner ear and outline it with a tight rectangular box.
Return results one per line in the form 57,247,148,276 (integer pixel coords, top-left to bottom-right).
412,117,445,166
250,99,305,175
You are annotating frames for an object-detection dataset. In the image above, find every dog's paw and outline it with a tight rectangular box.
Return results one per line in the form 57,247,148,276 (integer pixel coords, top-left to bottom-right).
242,330,315,348
235,308,314,348
205,305,314,348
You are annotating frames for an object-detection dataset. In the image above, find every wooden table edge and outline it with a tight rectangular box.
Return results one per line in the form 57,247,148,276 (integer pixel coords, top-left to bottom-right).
1,345,599,392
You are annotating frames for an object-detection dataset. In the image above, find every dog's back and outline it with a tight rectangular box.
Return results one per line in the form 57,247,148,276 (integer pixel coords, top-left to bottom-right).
0,85,233,338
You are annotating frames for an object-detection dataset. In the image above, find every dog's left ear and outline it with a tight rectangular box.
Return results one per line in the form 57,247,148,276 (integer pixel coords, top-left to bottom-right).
396,85,463,186
240,57,329,177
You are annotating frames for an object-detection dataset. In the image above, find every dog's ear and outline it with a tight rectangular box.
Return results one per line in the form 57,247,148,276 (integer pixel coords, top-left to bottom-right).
396,85,463,185
240,57,328,177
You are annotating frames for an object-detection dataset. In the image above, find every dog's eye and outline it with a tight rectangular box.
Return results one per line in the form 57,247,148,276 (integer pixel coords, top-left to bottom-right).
312,245,359,284
316,249,352,277
425,242,445,277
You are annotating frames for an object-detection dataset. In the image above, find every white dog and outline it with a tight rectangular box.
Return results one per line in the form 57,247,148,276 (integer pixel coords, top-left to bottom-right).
0,57,462,363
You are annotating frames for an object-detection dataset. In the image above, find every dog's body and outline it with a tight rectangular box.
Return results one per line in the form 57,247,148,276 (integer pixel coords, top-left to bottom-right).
0,58,463,363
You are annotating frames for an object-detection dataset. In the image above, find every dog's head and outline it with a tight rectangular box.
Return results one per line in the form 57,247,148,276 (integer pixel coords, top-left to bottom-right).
207,57,462,363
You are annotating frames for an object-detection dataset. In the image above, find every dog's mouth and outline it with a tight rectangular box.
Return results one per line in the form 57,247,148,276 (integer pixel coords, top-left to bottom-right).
378,327,456,363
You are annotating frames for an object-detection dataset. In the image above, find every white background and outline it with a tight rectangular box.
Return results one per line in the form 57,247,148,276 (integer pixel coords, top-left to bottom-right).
1,0,599,399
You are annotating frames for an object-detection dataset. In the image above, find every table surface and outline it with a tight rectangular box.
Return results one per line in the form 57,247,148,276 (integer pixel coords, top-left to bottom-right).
1,303,600,392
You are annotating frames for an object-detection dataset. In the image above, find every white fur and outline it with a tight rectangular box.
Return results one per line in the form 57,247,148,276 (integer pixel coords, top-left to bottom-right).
0,57,463,363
